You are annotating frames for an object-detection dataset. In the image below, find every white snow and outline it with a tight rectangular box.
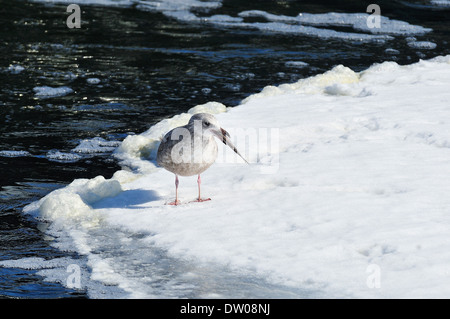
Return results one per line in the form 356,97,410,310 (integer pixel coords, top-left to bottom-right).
201,87,212,94
239,10,431,36
407,41,437,50
1,139,119,163
114,101,228,174
0,150,31,157
29,0,431,42
46,150,82,163
6,64,25,74
285,61,309,69
384,48,400,55
431,0,450,7
86,77,101,84
13,55,450,298
29,0,133,6
72,137,121,154
33,86,73,98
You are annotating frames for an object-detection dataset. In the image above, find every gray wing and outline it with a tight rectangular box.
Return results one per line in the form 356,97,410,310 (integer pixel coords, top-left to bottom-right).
156,127,190,169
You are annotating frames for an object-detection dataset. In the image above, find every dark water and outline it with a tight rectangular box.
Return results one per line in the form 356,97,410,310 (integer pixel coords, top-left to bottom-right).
0,0,449,298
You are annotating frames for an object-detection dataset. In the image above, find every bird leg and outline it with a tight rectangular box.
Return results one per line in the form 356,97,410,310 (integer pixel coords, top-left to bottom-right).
168,174,181,205
192,174,211,202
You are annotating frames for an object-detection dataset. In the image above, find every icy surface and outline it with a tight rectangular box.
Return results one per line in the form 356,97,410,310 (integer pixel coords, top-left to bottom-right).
407,41,437,50
72,137,121,154
285,61,309,68
29,0,133,6
238,10,431,36
6,64,25,74
46,150,82,163
0,150,31,157
430,0,450,7
29,0,431,42
86,78,101,84
12,55,450,298
385,48,400,55
33,86,73,98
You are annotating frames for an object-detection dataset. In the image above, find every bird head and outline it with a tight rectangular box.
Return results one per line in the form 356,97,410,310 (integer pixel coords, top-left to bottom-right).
189,113,248,164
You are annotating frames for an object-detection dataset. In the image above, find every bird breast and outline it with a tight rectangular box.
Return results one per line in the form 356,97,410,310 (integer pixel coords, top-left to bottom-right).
157,131,218,177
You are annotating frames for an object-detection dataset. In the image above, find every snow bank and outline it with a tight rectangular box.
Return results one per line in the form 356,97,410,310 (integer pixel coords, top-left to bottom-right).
24,175,122,228
15,55,450,298
242,64,360,101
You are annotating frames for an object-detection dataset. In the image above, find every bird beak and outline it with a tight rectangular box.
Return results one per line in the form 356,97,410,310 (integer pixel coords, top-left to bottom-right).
212,127,249,164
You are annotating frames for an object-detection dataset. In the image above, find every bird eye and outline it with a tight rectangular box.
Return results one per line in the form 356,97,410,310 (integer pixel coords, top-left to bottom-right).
204,121,210,127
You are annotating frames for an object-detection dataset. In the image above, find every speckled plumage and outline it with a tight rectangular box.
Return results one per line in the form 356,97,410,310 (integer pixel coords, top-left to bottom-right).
157,113,219,176
156,113,247,205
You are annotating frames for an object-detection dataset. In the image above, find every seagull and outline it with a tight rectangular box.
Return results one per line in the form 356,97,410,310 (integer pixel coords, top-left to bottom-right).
157,113,248,205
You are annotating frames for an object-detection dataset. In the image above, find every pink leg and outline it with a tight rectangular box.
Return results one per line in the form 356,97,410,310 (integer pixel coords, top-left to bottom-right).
168,175,181,205
192,174,211,202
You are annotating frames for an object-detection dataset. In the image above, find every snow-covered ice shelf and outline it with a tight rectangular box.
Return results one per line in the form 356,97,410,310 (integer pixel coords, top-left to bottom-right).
14,55,450,298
